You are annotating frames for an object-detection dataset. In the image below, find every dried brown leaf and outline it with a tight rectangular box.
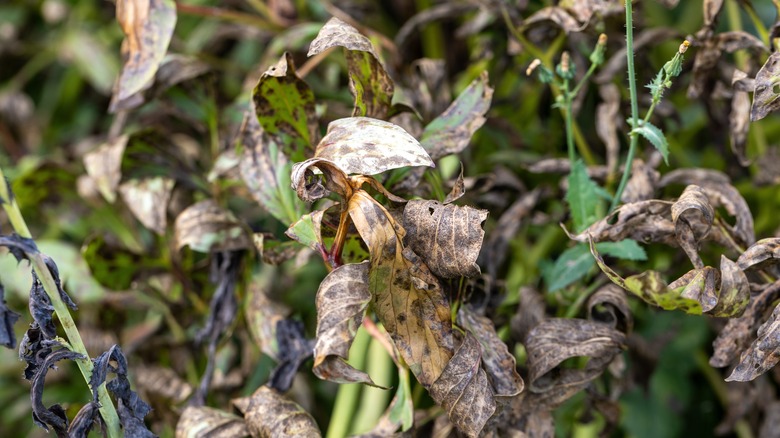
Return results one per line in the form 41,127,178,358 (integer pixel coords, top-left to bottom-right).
443,165,465,204
290,158,352,202
727,302,780,382
175,406,249,438
110,0,176,112
730,71,751,166
751,52,780,121
348,190,455,387
671,185,714,269
136,364,193,403
246,270,290,361
119,176,174,235
738,238,780,272
174,200,252,253
586,283,633,333
314,117,433,175
429,332,496,438
621,159,659,203
457,305,524,397
482,189,542,278
243,386,322,437
523,7,585,33
83,134,128,203
568,200,676,246
308,17,377,57
511,287,547,345
596,84,622,175
562,0,623,23
402,200,487,279
313,261,378,385
703,0,725,28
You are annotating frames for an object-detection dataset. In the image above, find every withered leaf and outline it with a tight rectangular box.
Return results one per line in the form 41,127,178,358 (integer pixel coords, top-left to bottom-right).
174,200,252,253
482,189,542,278
135,364,193,403
524,318,623,409
727,302,780,382
568,200,676,246
308,17,394,119
671,185,714,269
0,283,20,349
730,71,751,166
243,386,321,437
290,157,352,202
429,333,496,438
457,305,524,397
587,283,632,333
711,280,780,368
522,7,585,33
240,112,305,225
703,0,725,28
152,54,210,94
751,52,780,121
314,117,433,176
119,176,174,235
253,52,318,162
737,238,780,272
245,268,289,361
268,319,315,393
596,84,622,175
620,160,659,203
510,287,547,345
443,164,466,204
708,255,750,317
562,0,624,23
402,200,487,279
68,401,102,438
313,261,377,385
420,71,493,161
83,134,128,203
176,406,249,438
348,190,454,387
31,347,84,434
110,0,177,112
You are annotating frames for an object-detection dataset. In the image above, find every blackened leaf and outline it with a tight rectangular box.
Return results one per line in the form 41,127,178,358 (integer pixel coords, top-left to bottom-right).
708,255,750,317
152,54,210,94
68,401,102,438
313,262,377,385
587,283,633,333
0,233,38,261
174,200,252,253
727,302,780,382
402,200,487,279
83,134,128,203
176,406,249,438
243,386,322,437
307,17,394,119
31,347,85,434
711,281,780,367
118,176,174,235
628,119,669,164
19,325,50,380
239,112,306,225
0,284,20,348
751,52,780,121
457,305,524,397
524,318,623,407
268,319,315,393
671,185,714,269
420,71,493,161
429,333,496,438
348,190,454,387
253,52,317,162
566,159,602,232
109,0,177,112
239,113,305,224
314,117,434,176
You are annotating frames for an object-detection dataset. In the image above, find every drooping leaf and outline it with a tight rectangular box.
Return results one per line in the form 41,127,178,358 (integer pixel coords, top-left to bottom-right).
348,190,455,387
314,117,434,175
420,71,493,160
242,386,322,437
738,238,780,272
135,364,193,403
628,119,669,164
245,268,290,361
443,164,466,204
68,401,103,438
312,261,377,385
620,159,659,203
83,134,128,203
751,52,780,121
253,52,317,162
457,305,524,397
290,157,352,203
429,333,496,437
110,0,177,112
566,159,601,232
730,70,751,166
307,17,394,119
268,319,316,392
240,111,306,224
522,6,585,33
31,347,84,434
118,176,174,235
0,284,20,349
402,199,487,279
587,283,633,333
703,0,725,28
727,302,780,382
671,185,714,269
174,200,252,253
176,406,249,438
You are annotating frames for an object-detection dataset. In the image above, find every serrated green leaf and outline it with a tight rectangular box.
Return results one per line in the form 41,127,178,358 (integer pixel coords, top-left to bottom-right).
629,119,669,164
566,159,601,232
597,239,647,261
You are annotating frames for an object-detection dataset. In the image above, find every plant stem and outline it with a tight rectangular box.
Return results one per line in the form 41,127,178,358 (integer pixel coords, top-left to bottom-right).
327,327,371,438
0,169,122,438
563,78,576,164
349,336,393,434
610,0,641,212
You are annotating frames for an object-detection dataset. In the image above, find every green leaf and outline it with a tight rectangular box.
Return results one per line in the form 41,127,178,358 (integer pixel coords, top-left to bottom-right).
253,52,318,163
566,159,601,232
597,239,647,261
628,119,669,164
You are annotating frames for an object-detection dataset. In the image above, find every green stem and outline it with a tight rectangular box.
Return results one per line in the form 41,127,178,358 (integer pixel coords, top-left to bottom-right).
563,79,576,164
610,0,641,212
0,170,121,438
349,337,394,434
327,327,371,438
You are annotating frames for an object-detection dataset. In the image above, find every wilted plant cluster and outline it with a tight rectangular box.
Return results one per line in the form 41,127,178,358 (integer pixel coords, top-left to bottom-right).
3,0,780,437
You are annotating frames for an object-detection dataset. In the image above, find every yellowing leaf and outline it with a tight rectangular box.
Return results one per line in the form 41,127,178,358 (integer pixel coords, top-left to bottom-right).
110,0,177,112
314,117,434,175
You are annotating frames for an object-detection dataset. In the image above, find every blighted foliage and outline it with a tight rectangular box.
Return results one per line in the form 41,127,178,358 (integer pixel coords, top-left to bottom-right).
6,0,780,436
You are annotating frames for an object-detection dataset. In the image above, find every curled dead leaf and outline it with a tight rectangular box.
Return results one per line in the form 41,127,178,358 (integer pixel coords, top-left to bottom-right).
174,200,252,253
119,176,174,235
290,158,352,202
176,406,249,438
751,52,780,121
671,185,714,269
243,386,321,437
727,302,780,382
737,238,780,272
587,283,633,333
83,134,128,203
522,7,585,33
